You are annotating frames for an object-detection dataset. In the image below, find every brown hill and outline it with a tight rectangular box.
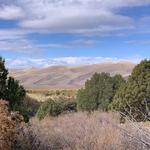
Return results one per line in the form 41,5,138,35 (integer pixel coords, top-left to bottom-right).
10,61,135,89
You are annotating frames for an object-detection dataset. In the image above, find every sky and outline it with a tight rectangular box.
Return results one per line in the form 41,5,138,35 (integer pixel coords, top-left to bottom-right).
0,0,150,68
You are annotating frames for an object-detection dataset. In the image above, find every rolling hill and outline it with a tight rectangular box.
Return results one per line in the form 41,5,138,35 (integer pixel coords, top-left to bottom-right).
10,61,135,89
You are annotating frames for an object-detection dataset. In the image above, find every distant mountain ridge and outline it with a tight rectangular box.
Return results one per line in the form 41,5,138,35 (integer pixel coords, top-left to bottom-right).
10,61,135,89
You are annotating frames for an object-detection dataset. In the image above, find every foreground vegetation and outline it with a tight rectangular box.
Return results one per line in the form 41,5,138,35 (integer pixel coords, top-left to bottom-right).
27,112,150,150
0,102,150,150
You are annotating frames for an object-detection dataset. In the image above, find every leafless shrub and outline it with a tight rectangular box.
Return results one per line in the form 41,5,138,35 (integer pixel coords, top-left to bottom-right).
18,112,150,150
1,101,149,150
0,100,29,150
0,100,16,150
12,123,44,150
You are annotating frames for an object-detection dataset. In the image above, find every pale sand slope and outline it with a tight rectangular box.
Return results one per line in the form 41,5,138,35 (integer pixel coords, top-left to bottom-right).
10,61,135,89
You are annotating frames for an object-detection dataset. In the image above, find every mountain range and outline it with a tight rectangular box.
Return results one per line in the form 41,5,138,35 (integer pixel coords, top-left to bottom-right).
10,61,135,89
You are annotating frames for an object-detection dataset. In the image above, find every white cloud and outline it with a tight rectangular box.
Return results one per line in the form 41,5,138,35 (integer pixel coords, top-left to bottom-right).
0,29,31,41
6,56,141,68
19,8,134,34
0,38,66,53
0,0,150,53
0,39,97,52
20,0,135,34
0,5,24,20
2,0,150,34
0,29,98,52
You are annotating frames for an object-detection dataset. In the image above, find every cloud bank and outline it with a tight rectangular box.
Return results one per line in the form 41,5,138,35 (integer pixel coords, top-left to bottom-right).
6,56,141,68
0,0,150,34
0,0,150,57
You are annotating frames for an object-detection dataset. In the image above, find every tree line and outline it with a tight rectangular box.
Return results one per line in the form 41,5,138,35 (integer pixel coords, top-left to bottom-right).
77,60,150,121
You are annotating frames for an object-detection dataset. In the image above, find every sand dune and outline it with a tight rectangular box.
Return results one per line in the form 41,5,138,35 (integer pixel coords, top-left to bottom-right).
10,61,135,89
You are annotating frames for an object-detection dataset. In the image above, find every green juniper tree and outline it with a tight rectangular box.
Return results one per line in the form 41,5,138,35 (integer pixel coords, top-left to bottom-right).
6,77,26,110
0,57,8,99
37,99,62,119
0,57,28,121
111,60,150,121
77,72,125,112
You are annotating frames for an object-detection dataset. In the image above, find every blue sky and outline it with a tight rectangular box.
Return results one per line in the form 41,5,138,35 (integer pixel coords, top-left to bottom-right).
0,0,150,68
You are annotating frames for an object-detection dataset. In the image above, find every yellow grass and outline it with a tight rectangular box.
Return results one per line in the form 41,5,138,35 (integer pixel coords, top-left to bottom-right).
27,89,77,102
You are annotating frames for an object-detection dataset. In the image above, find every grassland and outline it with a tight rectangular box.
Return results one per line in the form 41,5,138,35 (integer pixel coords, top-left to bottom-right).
26,89,78,102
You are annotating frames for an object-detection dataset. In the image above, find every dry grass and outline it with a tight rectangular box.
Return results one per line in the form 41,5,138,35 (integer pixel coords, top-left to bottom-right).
16,112,150,150
27,89,77,102
27,93,47,102
0,100,149,150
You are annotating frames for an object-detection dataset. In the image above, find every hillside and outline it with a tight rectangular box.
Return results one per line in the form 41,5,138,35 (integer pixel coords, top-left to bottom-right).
10,61,135,89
